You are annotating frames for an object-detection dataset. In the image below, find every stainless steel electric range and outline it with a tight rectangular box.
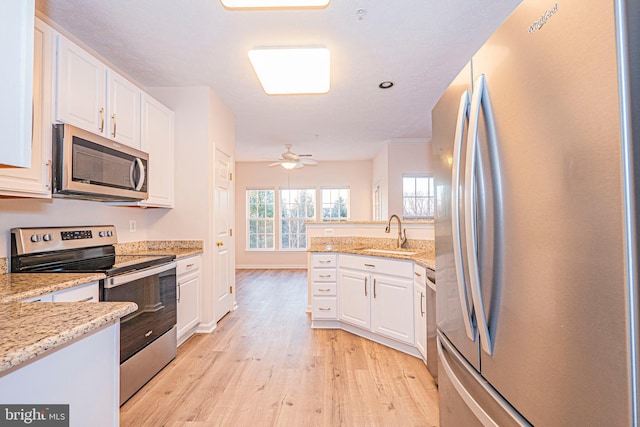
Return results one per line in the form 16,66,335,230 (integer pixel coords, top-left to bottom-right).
11,225,177,405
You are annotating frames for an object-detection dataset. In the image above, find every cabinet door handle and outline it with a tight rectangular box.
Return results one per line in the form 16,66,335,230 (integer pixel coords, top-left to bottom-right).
415,271,422,277
364,263,376,268
45,160,51,190
99,107,105,132
177,282,181,302
318,260,332,264
318,288,331,292
420,292,425,316
186,263,194,268
112,113,117,137
364,277,368,297
373,278,377,299
318,274,331,278
318,307,331,311
78,296,94,302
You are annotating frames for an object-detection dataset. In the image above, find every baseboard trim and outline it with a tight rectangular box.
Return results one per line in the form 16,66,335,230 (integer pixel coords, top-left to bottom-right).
236,264,307,270
196,320,216,334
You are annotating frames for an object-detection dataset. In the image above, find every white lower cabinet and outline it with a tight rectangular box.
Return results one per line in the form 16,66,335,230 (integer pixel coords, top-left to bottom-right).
414,265,427,361
0,321,120,427
310,253,338,320
320,254,415,351
177,256,201,345
21,281,99,303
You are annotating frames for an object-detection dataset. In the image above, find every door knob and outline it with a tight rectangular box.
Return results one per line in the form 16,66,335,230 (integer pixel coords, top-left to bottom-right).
217,241,224,247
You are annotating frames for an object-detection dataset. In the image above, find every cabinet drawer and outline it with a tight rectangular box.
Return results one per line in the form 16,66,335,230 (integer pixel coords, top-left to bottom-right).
312,282,337,296
177,256,201,276
413,264,427,286
311,253,337,268
53,282,99,302
340,254,413,278
312,268,337,282
312,297,337,319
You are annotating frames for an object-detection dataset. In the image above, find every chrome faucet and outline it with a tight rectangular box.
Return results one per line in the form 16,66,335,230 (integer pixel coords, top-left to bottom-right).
385,214,407,248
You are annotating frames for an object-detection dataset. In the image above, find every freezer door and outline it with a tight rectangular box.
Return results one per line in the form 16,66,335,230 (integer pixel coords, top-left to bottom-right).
433,61,480,370
470,1,632,425
438,331,530,427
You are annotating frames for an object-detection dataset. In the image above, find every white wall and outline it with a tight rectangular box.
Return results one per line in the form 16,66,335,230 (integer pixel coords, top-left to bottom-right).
145,86,235,330
0,198,148,258
235,160,372,269
373,139,433,217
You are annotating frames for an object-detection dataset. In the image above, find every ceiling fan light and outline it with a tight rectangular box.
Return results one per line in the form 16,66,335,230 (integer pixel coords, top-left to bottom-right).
221,0,330,9
280,161,298,170
248,47,330,95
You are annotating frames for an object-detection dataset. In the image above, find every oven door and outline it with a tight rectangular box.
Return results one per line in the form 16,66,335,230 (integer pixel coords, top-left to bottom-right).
102,262,177,363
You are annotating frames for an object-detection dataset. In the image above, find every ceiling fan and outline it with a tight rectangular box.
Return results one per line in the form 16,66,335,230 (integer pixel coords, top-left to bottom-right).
268,144,318,169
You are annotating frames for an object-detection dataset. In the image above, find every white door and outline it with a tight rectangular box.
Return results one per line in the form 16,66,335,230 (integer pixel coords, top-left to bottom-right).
214,149,233,322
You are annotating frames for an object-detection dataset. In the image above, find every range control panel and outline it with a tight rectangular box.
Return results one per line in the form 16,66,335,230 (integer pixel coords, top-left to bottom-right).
11,225,118,255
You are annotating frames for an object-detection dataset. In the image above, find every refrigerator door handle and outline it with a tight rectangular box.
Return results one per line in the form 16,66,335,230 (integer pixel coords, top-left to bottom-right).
465,74,495,356
451,89,475,341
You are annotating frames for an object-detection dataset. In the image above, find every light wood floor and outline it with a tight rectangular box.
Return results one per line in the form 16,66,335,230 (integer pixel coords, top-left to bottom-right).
120,269,440,427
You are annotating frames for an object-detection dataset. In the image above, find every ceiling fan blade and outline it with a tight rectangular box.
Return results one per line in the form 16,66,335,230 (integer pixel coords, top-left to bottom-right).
268,162,282,167
300,158,318,165
298,154,313,157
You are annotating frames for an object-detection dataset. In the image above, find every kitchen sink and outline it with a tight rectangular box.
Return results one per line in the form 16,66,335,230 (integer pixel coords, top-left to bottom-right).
361,248,418,256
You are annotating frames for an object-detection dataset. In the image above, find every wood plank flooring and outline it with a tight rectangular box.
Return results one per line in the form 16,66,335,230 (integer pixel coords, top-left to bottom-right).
120,269,440,427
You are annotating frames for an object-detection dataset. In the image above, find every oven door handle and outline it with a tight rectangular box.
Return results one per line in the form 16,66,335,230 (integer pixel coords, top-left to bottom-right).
105,261,177,289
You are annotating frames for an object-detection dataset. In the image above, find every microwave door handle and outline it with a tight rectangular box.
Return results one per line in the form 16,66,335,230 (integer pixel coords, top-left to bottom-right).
130,158,145,191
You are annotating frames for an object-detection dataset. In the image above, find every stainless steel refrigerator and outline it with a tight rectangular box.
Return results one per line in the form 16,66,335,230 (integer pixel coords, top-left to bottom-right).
432,0,640,425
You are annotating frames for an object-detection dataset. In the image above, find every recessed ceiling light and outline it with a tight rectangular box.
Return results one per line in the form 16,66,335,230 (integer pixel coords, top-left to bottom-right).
248,47,331,95
220,0,330,9
379,81,394,89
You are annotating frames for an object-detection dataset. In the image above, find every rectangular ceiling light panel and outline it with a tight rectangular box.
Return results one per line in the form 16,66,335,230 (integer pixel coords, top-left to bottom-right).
221,0,330,9
248,47,330,95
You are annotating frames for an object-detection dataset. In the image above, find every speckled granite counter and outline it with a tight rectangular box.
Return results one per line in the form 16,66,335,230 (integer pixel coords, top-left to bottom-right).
309,243,435,270
0,272,106,303
115,240,204,259
0,301,136,374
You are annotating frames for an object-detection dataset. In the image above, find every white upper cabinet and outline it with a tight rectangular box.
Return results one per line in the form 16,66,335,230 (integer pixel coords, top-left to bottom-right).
55,35,141,148
139,94,174,207
55,35,105,135
0,0,35,167
107,70,141,148
0,17,53,197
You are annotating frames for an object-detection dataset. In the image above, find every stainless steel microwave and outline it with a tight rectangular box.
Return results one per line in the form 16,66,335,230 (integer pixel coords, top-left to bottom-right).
52,124,148,201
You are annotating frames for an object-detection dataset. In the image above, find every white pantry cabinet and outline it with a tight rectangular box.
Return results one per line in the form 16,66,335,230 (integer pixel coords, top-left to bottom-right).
55,35,140,148
0,17,53,198
0,0,35,168
177,256,201,345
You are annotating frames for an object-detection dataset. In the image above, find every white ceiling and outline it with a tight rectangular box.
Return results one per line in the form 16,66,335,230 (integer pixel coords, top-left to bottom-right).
35,0,522,162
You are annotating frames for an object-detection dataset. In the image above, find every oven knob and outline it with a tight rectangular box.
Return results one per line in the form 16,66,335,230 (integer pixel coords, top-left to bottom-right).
99,231,106,237
30,234,41,243
108,231,114,237
42,234,52,242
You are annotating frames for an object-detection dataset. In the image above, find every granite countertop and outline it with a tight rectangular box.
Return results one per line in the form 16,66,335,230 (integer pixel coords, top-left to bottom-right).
115,240,204,260
308,243,435,271
125,248,203,259
0,272,106,303
0,301,137,374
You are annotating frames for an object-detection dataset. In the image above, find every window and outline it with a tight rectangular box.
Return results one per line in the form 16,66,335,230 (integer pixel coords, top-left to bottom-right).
247,189,275,249
321,188,350,221
280,188,315,249
403,175,434,219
